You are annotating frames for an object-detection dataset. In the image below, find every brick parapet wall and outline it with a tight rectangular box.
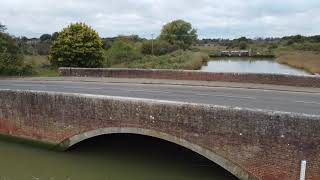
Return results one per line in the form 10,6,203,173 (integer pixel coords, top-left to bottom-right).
59,68,320,88
0,90,320,179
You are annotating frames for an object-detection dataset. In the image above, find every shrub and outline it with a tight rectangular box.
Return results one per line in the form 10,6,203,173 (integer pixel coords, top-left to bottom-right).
0,32,33,75
288,42,320,52
117,50,208,70
309,35,320,43
286,40,295,46
239,41,248,50
269,44,278,49
141,40,179,56
104,41,141,67
50,22,104,68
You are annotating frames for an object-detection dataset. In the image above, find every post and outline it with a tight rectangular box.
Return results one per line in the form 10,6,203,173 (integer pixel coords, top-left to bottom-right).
300,160,307,180
151,33,154,56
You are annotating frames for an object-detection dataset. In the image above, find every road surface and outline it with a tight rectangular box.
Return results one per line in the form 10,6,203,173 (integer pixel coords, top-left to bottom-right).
0,78,320,115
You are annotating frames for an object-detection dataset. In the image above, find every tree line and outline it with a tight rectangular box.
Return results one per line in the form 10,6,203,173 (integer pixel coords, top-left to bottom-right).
1,19,319,76
0,19,199,75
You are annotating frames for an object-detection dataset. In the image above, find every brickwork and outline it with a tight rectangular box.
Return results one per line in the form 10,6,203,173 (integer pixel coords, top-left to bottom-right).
0,90,320,179
59,68,320,88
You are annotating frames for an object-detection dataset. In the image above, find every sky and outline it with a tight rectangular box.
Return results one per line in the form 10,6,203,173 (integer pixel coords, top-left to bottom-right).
0,0,319,39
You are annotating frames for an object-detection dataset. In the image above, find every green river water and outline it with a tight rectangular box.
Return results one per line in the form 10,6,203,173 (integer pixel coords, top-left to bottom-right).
0,134,237,180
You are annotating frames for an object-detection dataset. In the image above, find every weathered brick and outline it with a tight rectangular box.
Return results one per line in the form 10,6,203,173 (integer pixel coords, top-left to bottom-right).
59,68,320,88
0,90,319,180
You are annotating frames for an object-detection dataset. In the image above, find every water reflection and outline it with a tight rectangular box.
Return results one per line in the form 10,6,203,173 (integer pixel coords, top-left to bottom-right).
0,134,238,180
201,57,310,75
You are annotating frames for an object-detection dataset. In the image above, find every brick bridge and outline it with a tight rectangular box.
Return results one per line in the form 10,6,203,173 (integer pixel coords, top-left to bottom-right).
0,89,319,180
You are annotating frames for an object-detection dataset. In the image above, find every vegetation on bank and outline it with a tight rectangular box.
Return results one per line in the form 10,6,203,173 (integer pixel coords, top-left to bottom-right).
1,20,205,76
112,50,208,70
0,25,33,76
274,36,320,74
269,36,320,74
276,51,320,74
102,20,201,69
1,20,319,76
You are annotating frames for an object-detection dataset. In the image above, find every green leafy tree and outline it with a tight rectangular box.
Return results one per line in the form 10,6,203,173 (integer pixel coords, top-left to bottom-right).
0,33,22,65
237,37,249,42
0,32,32,75
50,23,104,67
40,34,52,42
159,20,197,50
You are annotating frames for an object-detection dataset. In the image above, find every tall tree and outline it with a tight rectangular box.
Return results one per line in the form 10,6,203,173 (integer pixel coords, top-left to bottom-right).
159,20,197,50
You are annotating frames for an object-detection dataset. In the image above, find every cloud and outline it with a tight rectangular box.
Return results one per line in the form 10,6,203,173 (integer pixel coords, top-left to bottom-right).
0,0,319,38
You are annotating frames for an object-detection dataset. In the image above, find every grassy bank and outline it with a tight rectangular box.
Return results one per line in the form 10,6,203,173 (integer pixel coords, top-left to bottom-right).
276,51,320,74
23,55,59,77
112,50,209,70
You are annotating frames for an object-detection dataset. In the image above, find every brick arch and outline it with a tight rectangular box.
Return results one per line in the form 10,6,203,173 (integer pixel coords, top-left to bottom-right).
58,127,257,180
2,90,318,179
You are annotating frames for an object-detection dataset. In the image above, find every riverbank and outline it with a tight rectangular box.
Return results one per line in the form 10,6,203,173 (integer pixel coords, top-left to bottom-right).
195,43,319,75
19,51,209,77
20,49,318,76
276,51,320,75
111,50,209,70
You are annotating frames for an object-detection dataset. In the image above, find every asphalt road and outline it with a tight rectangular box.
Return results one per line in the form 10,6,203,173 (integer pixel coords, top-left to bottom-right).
1,78,320,115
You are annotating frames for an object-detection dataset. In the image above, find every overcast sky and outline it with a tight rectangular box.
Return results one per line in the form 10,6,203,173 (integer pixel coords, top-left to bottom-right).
0,0,319,39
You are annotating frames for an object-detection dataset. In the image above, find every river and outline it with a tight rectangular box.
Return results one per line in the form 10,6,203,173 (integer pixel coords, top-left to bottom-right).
201,57,310,75
0,134,237,180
